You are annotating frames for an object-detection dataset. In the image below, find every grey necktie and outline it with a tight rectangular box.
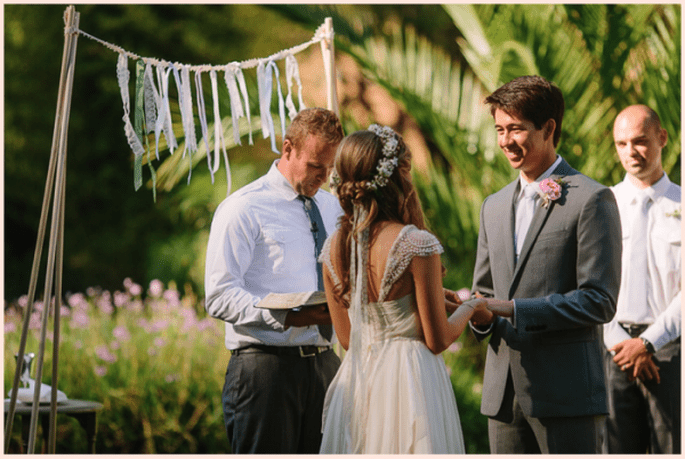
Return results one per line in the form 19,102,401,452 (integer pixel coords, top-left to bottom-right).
298,195,332,341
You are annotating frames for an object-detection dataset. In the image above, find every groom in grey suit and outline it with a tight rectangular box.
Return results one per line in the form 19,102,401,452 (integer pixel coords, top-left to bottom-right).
469,76,623,453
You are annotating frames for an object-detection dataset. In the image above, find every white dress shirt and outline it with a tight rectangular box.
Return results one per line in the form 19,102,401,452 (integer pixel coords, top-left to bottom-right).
514,155,563,261
205,160,342,350
510,155,563,325
604,173,681,351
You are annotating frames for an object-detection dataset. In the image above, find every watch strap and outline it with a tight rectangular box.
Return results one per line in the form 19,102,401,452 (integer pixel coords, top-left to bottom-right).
641,337,656,354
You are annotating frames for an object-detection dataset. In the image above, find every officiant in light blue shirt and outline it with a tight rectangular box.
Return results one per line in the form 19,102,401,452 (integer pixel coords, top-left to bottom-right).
204,108,344,454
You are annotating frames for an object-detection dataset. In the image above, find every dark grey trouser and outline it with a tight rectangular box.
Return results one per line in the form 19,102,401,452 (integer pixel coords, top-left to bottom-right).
603,342,681,454
488,372,606,454
222,346,340,454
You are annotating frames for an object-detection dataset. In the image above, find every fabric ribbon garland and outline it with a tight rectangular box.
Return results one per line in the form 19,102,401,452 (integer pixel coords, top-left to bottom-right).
171,63,197,184
78,19,332,195
142,63,160,159
224,64,245,147
116,53,146,191
285,54,305,120
156,65,178,155
257,60,288,154
210,70,231,193
134,61,158,200
194,70,213,183
234,65,253,146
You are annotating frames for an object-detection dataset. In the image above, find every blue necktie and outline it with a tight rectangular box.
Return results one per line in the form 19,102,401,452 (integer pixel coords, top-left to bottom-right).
298,195,332,340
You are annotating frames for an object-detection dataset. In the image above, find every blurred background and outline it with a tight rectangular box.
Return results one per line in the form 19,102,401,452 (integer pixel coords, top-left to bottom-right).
4,4,680,453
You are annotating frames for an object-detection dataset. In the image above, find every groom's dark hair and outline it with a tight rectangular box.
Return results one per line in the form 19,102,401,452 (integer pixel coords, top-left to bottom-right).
485,75,565,147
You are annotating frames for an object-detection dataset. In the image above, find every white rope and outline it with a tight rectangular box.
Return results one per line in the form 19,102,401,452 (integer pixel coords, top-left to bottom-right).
68,22,330,73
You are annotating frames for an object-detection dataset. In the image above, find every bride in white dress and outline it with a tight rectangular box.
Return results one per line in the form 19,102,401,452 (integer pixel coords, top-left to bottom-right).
318,125,488,454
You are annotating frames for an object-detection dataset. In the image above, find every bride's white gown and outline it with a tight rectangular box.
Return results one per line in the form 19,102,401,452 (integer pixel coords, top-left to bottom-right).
319,224,465,454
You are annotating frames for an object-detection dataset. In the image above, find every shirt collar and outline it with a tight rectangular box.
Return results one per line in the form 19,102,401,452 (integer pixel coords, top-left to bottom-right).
518,154,562,195
621,171,670,204
266,159,325,203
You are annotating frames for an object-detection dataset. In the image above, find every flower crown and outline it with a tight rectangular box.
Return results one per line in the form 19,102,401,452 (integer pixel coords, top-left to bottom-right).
330,124,401,192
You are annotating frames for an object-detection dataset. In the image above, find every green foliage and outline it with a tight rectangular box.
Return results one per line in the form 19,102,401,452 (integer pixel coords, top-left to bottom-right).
269,3,680,296
3,4,307,301
4,280,489,453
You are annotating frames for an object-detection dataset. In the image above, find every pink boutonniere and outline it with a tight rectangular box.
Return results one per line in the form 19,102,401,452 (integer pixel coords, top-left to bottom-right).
538,177,567,208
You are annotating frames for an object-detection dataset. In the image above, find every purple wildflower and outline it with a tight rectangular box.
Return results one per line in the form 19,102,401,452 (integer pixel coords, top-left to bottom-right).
113,325,131,341
148,279,164,297
95,345,116,363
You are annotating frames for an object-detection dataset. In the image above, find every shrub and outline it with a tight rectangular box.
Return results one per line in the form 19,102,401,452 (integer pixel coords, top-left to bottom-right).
4,279,489,453
4,279,230,453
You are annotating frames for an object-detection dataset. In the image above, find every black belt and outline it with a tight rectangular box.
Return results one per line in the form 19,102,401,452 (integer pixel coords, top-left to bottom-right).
232,344,331,358
619,322,650,338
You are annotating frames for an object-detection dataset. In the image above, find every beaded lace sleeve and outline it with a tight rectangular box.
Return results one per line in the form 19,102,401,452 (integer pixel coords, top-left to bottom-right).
379,225,444,302
319,234,342,290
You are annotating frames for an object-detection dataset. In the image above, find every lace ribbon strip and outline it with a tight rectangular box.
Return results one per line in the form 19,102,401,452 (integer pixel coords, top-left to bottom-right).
68,21,332,190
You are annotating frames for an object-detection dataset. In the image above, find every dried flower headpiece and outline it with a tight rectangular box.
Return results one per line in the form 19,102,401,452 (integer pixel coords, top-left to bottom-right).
330,124,401,192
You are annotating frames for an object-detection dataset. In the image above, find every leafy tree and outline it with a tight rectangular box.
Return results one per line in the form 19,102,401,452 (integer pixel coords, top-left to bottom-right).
4,5,306,300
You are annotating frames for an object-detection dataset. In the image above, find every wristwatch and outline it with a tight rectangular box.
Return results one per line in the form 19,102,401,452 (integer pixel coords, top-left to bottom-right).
641,337,656,354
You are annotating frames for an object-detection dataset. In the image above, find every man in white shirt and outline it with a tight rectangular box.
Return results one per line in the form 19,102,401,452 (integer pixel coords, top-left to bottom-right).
604,104,681,454
204,108,344,453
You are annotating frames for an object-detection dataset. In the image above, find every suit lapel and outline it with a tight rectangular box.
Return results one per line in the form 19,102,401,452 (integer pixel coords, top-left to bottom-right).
509,158,573,294
503,181,519,282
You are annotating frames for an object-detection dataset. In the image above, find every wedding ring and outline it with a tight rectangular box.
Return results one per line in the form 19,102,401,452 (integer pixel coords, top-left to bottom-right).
621,365,627,371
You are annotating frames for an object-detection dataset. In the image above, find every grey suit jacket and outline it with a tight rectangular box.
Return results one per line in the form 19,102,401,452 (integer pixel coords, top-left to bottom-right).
471,158,622,418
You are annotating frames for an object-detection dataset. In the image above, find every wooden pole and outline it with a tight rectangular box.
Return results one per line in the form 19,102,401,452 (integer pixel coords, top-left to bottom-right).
4,5,79,454
322,17,339,115
47,7,79,453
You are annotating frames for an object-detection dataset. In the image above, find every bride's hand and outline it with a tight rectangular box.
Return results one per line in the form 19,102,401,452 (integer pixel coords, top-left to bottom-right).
443,288,463,314
465,292,495,326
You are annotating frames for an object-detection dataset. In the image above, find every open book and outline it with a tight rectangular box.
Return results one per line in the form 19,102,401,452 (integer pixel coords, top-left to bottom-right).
255,291,327,310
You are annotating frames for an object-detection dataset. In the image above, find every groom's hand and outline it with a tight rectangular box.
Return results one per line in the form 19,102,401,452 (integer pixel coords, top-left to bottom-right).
484,298,514,318
468,292,495,327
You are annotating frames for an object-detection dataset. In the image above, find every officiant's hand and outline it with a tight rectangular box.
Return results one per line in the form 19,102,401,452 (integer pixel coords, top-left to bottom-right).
284,305,332,328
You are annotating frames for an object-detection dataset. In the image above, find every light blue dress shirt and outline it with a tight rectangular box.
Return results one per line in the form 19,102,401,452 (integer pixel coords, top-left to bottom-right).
205,160,342,350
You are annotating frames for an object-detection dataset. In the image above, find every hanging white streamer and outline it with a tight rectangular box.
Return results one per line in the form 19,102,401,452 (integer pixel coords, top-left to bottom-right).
257,61,274,143
116,53,146,190
156,65,177,154
285,54,305,120
209,70,225,180
151,65,164,158
171,64,188,161
181,65,198,153
257,60,286,154
143,63,159,141
212,70,232,195
270,61,287,145
179,65,198,184
234,66,253,145
194,70,214,184
224,64,244,146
